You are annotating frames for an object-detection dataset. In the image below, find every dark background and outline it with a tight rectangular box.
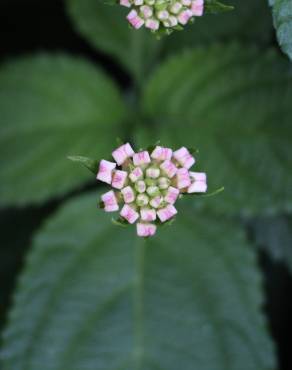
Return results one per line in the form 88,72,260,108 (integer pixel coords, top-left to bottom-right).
0,1,292,369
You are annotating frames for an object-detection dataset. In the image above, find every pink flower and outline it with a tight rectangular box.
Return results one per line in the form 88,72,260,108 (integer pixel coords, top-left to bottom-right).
157,204,177,222
121,186,135,203
160,160,177,178
101,190,119,212
137,223,157,237
120,0,205,32
133,151,151,166
177,9,193,25
151,146,172,161
112,170,128,189
176,168,191,189
173,147,195,169
127,10,145,29
120,0,131,7
188,172,207,193
112,143,134,165
129,167,143,182
191,0,204,16
120,204,139,224
164,186,180,204
140,208,156,222
96,160,116,184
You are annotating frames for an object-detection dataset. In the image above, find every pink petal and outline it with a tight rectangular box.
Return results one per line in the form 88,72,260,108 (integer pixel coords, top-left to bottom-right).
178,10,193,25
133,151,151,166
164,186,180,204
157,204,177,222
101,190,119,212
129,167,144,182
120,204,139,224
121,186,135,203
191,0,204,16
188,172,207,193
112,143,134,166
160,160,177,178
96,159,116,184
127,11,145,29
140,208,156,222
189,171,207,182
188,181,207,193
137,223,157,237
120,0,131,7
176,168,191,189
173,147,195,169
111,170,128,189
145,19,159,31
150,196,163,208
151,146,173,161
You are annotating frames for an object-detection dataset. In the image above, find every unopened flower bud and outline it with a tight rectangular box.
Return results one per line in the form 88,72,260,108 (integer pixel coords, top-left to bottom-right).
157,10,169,20
146,185,160,197
158,177,170,189
145,18,159,30
170,2,182,14
136,194,149,207
150,195,163,208
163,15,178,27
135,180,146,193
129,167,143,182
146,167,160,178
140,5,153,18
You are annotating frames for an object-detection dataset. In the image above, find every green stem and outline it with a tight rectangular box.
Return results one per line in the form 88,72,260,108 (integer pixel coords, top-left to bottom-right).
133,238,146,369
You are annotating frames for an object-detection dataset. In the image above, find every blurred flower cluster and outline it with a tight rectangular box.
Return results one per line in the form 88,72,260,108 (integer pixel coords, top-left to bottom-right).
120,0,204,32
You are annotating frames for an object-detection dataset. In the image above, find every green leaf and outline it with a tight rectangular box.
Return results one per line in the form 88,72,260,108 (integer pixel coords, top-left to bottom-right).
65,0,160,81
142,45,292,215
205,0,234,14
251,215,292,273
269,0,292,60
0,192,276,370
0,54,126,206
67,156,99,174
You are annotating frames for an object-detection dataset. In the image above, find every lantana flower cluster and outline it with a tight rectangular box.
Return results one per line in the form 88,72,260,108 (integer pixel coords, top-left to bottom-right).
97,143,207,237
120,0,204,32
